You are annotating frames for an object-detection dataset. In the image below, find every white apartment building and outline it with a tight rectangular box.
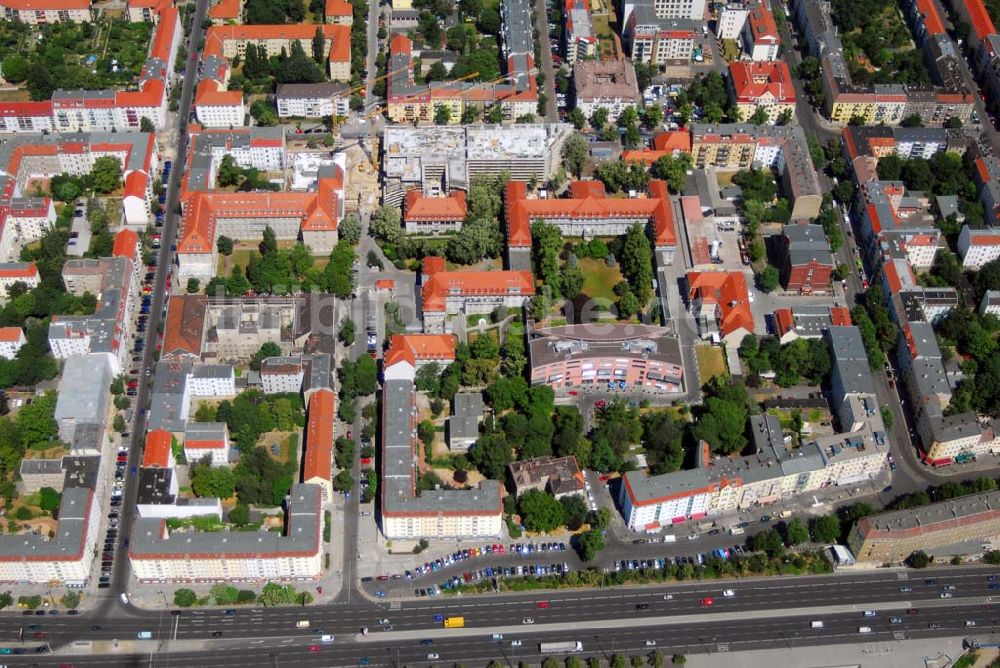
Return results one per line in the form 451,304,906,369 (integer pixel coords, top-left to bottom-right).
716,4,749,39
194,92,246,129
129,483,322,582
260,357,306,394
650,0,705,19
957,225,1000,268
183,422,231,467
0,488,98,584
1,0,93,24
627,16,698,64
276,83,351,118
0,102,54,133
0,327,25,359
0,199,56,264
0,262,40,297
186,365,236,397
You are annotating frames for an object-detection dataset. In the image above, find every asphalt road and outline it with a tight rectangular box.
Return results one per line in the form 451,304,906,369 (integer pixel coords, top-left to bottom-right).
109,0,210,609
6,566,1000,665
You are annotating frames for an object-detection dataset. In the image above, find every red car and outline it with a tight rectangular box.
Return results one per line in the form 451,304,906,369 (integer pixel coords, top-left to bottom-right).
594,400,606,408
701,598,714,606
360,457,372,465
537,601,550,609
308,644,319,652
347,430,352,439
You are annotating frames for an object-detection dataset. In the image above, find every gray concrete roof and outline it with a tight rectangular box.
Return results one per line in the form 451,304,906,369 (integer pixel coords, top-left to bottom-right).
130,483,321,557
382,379,501,514
860,490,1000,534
0,487,91,559
54,355,112,427
449,392,484,441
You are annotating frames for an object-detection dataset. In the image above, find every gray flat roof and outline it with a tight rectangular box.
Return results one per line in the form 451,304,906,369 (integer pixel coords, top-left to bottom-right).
827,326,875,397
382,380,501,514
0,487,91,559
860,490,1000,534
55,355,112,426
130,483,321,558
450,392,484,441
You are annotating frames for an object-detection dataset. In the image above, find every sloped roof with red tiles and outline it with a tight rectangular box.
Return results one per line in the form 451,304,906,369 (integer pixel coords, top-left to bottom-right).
384,334,456,368
195,79,244,107
965,0,997,40
142,429,173,468
747,5,780,43
326,0,352,16
622,131,692,165
303,388,334,484
729,60,795,104
185,438,226,449
505,179,675,248
421,270,535,313
0,327,24,343
686,271,755,337
404,190,467,222
914,0,946,35
831,306,852,326
123,171,148,200
773,308,794,338
162,294,207,357
0,101,52,118
208,0,240,19
112,229,139,260
0,262,37,278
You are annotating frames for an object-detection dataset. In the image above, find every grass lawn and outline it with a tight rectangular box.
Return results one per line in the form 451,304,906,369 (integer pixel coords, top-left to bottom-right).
259,431,298,465
217,249,254,275
579,257,623,302
695,344,727,385
722,39,739,62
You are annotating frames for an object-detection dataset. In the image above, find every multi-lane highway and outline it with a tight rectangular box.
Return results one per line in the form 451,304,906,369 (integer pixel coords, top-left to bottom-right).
5,565,998,664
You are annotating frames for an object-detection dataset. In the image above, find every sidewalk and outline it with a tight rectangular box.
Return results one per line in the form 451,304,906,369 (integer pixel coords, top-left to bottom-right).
681,637,966,668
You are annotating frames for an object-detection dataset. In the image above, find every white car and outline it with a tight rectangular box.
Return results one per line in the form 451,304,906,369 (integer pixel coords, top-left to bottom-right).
511,640,522,647
521,618,534,624
722,589,735,598
427,653,439,660
645,640,657,647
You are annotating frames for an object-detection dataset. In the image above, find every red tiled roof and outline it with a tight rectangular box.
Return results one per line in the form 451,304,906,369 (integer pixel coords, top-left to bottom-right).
375,279,395,289
185,439,225,449
773,308,793,337
0,262,37,278
729,61,795,104
112,229,139,260
404,190,467,222
0,327,24,343
203,24,352,65
686,271,755,337
162,294,206,357
325,0,352,16
303,388,334,484
208,0,240,19
195,79,244,107
123,171,148,199
965,0,997,40
621,131,692,165
747,5,780,43
421,269,535,313
384,334,456,369
831,306,852,326
914,0,946,35
143,429,173,468
0,101,52,118
505,179,675,249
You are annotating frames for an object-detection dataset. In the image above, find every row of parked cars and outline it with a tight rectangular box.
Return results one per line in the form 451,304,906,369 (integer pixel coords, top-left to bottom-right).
383,542,569,581
414,561,574,597
615,546,746,573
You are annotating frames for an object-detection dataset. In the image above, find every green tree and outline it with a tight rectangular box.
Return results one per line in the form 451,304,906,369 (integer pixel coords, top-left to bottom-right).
251,341,282,370
435,104,453,125
17,391,58,451
191,459,237,498
2,55,28,83
186,277,201,294
810,514,841,543
759,265,780,293
906,550,931,568
783,517,809,545
562,133,589,178
312,26,325,63
90,157,123,194
140,116,155,133
338,318,356,346
651,153,693,194
518,489,565,532
113,414,127,434
468,433,511,479
258,582,299,607
339,213,361,245
750,527,785,557
228,503,250,526
577,528,606,561
370,205,403,245
38,487,61,512
217,235,234,255
173,588,198,607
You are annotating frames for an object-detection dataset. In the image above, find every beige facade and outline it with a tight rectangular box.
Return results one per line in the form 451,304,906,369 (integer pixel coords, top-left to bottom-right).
382,512,504,540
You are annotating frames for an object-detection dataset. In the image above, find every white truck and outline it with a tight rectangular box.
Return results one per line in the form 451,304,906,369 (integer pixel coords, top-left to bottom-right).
540,641,583,654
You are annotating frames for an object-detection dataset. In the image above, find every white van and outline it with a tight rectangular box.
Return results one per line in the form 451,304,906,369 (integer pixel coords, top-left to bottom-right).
810,621,824,629
321,634,335,642
662,534,677,543
858,626,872,634
137,631,152,639
729,527,745,536
295,620,310,629
120,593,129,605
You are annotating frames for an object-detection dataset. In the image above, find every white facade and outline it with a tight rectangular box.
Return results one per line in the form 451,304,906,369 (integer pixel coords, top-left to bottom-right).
0,111,54,133
276,93,350,118
651,0,705,19
196,99,246,129
576,98,638,122
261,369,305,394
186,367,236,397
2,5,92,24
716,6,749,39
957,225,1000,269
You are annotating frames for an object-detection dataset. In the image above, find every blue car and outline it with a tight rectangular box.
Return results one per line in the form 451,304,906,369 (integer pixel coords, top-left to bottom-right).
374,590,385,598
433,614,444,622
